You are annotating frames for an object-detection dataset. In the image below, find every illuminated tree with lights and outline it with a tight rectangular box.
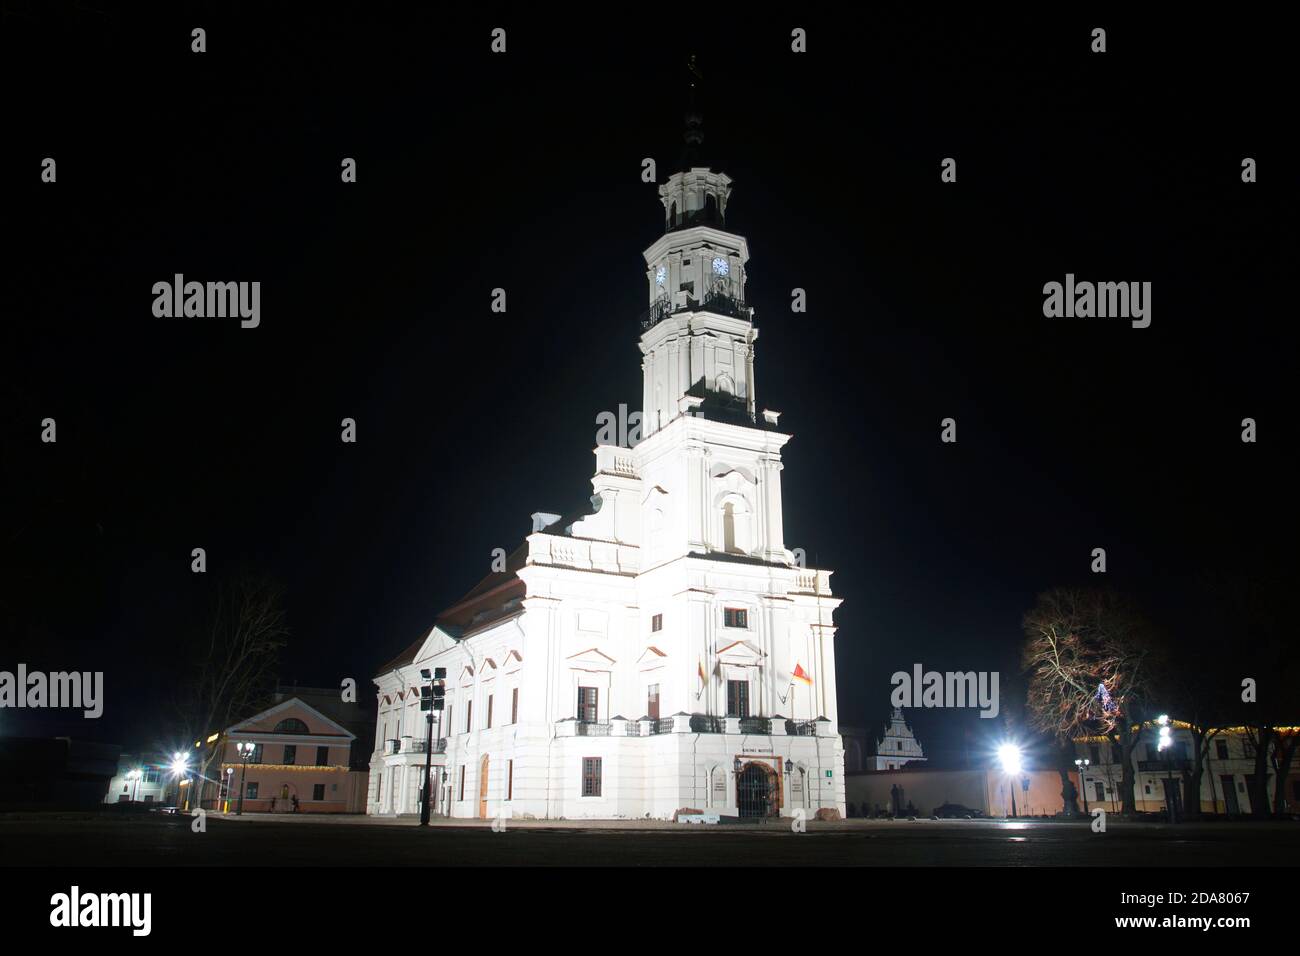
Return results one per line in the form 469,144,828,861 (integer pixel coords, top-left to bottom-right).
1021,588,1163,816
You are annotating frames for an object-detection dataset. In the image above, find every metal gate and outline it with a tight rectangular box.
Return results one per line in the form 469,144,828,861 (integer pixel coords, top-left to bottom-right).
738,763,774,818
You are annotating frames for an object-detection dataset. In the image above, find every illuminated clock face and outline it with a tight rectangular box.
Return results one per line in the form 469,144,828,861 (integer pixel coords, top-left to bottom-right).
655,265,667,285
711,256,730,277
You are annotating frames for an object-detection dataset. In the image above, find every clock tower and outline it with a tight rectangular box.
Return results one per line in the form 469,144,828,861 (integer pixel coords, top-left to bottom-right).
367,61,846,824
638,79,757,439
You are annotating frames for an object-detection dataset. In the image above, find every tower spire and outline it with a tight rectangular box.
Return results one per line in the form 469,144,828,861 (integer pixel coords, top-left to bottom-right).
680,55,705,169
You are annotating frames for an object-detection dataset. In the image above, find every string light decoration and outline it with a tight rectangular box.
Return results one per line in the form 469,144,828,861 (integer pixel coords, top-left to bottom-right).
1094,681,1120,717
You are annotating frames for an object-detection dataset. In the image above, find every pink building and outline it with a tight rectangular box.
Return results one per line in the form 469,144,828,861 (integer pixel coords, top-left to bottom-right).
217,697,368,813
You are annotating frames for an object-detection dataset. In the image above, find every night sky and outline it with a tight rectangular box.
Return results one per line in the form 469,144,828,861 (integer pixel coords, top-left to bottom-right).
2,8,1293,759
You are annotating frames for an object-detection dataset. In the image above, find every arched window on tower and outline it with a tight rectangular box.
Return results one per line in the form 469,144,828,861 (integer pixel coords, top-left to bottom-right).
669,201,677,228
705,192,719,223
721,496,753,555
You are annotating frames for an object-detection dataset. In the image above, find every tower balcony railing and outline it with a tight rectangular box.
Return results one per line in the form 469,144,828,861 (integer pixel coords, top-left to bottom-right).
639,296,678,331
700,290,753,321
638,291,752,331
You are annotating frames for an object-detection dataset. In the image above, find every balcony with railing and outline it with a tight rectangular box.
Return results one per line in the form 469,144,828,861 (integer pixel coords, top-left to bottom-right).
528,532,640,575
639,291,753,332
690,714,725,734
388,737,447,757
738,717,772,735
1138,758,1191,773
405,738,448,755
556,713,826,738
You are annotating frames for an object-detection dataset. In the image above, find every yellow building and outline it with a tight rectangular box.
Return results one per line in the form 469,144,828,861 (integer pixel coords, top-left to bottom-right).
1073,720,1299,816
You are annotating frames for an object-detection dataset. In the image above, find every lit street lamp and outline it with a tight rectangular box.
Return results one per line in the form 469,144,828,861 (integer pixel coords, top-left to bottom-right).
1156,714,1178,823
170,752,190,809
235,741,256,815
997,743,1022,818
1074,757,1091,815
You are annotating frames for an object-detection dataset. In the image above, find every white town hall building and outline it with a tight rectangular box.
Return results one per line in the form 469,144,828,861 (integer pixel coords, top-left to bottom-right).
369,127,846,821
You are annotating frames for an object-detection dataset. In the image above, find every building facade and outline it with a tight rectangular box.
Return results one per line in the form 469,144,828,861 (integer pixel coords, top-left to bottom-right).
369,154,845,821
1074,722,1300,816
869,707,927,770
103,754,167,804
216,697,369,813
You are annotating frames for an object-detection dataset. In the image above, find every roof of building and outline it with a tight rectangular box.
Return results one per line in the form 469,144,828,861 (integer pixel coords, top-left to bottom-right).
373,539,532,676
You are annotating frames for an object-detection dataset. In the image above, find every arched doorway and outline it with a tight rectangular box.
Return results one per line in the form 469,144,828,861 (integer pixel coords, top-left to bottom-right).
478,755,490,819
737,762,777,819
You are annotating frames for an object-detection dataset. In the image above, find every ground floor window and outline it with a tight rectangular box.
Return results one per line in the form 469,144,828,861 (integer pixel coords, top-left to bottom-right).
507,760,514,800
246,783,259,799
313,784,325,801
582,757,602,797
459,765,466,801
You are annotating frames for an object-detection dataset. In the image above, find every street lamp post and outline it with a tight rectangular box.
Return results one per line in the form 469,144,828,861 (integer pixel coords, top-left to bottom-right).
1074,757,1091,815
236,741,255,815
418,667,447,826
733,756,743,816
126,768,142,804
1156,715,1178,823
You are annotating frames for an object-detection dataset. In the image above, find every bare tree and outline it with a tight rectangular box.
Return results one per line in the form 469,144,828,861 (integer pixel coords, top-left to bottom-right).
1154,654,1234,820
1021,588,1162,816
1208,572,1296,817
1270,730,1299,815
172,575,289,809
